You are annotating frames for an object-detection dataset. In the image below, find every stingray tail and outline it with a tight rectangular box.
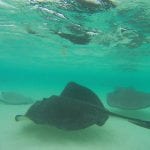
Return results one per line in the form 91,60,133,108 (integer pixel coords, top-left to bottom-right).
107,111,150,129
128,119,150,129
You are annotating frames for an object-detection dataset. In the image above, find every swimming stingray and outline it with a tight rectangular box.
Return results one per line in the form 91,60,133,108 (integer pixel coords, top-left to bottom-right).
53,31,91,45
107,87,150,110
0,91,34,105
15,82,150,130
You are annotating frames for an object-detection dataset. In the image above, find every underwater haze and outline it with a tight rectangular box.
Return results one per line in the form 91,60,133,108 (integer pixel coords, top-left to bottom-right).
0,0,150,150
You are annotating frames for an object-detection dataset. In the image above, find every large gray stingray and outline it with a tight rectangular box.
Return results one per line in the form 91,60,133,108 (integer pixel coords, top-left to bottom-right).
15,82,150,130
107,87,150,110
0,91,34,105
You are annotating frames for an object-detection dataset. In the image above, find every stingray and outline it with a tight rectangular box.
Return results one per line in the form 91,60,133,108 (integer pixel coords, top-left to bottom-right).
0,91,34,105
107,87,150,110
53,31,91,45
15,82,150,130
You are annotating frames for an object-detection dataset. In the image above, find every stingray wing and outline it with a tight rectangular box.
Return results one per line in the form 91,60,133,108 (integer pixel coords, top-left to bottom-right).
61,82,105,108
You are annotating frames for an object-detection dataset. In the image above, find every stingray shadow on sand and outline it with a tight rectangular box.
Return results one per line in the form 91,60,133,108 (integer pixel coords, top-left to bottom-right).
18,122,115,145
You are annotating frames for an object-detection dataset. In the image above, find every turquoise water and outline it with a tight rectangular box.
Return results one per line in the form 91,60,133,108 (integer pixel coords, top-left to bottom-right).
0,0,149,95
0,0,150,150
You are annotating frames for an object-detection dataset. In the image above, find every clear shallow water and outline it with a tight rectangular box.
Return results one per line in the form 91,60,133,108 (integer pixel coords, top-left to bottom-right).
0,0,150,96
0,1,150,149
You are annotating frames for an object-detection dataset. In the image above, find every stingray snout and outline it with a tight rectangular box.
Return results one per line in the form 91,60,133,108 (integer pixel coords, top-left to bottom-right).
15,115,27,122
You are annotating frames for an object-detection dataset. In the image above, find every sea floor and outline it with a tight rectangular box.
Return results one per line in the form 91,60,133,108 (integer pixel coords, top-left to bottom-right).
0,102,150,150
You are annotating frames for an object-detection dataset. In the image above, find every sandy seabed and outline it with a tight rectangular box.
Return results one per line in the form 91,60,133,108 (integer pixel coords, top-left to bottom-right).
0,103,150,150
